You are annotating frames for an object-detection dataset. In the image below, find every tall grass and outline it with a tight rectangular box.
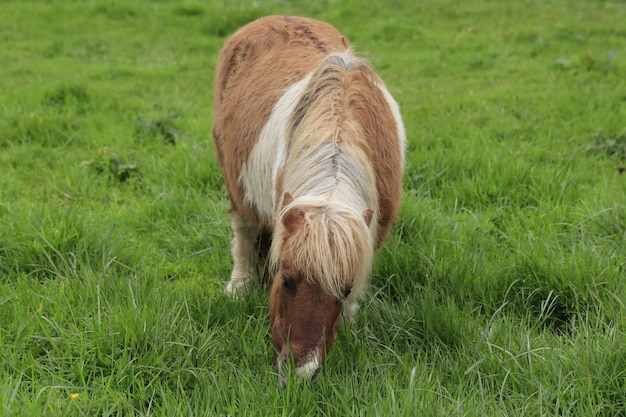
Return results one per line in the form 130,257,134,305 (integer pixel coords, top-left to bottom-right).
1,0,625,415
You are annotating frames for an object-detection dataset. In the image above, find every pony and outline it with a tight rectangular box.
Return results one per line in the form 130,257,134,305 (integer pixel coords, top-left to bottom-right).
212,15,405,384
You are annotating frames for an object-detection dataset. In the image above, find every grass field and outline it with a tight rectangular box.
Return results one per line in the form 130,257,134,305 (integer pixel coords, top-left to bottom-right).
1,0,625,415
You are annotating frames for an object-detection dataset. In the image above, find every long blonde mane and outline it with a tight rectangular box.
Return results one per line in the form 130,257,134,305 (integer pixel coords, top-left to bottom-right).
272,197,375,300
270,52,381,300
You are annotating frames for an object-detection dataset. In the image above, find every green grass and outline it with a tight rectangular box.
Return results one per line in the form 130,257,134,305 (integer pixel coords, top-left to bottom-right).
1,0,625,415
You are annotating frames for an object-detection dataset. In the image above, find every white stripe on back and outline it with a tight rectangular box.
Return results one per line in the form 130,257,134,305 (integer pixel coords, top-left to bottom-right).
239,75,312,220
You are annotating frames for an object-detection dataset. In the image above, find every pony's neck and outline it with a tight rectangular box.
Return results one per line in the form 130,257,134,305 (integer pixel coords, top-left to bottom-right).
283,141,375,213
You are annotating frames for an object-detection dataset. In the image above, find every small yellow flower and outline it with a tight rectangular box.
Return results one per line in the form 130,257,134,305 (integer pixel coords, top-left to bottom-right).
70,393,79,400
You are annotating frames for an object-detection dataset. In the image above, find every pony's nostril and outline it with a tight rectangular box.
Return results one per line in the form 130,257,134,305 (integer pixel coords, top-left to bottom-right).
310,365,323,384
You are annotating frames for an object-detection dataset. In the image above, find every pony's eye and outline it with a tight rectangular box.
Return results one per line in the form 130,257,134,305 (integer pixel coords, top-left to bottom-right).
281,275,295,295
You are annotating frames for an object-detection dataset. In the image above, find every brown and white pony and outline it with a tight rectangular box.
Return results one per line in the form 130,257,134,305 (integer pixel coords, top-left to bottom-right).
212,16,405,384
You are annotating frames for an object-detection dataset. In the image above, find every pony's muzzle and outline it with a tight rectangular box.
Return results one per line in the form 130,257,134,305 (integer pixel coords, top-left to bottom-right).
277,355,323,387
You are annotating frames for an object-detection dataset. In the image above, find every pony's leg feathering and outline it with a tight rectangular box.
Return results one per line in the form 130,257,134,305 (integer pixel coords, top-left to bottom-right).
342,298,361,325
225,213,260,295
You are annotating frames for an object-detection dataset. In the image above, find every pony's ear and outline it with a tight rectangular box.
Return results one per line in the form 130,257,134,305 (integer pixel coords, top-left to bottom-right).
282,192,294,209
363,209,373,227
282,206,305,234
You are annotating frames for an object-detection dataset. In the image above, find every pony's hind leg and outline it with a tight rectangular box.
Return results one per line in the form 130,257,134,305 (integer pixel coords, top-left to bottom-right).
256,229,273,285
225,213,260,295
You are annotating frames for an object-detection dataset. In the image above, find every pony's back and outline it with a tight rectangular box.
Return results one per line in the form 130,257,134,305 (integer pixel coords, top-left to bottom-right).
212,16,351,227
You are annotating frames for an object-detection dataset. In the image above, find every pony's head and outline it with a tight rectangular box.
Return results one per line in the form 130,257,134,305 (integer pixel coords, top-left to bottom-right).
269,193,374,384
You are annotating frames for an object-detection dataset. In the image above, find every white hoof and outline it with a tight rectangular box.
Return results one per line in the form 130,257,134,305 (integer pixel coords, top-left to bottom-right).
225,280,246,296
342,300,360,324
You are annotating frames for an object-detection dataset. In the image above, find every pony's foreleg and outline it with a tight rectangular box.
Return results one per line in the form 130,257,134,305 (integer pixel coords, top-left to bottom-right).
225,213,260,295
342,298,361,324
